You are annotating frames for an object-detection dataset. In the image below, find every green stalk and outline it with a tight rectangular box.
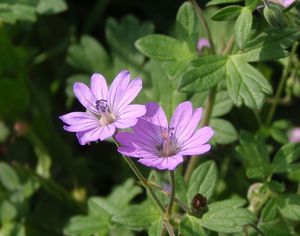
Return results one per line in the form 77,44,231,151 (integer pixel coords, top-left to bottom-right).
166,171,176,217
113,136,165,213
266,42,298,126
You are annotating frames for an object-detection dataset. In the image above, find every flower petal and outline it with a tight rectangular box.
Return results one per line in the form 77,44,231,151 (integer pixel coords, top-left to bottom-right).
114,78,143,112
73,82,98,113
60,112,99,132
177,108,202,144
143,102,168,128
90,73,108,100
78,124,116,144
116,132,159,156
180,127,214,155
108,70,130,112
170,101,193,140
119,104,146,118
138,154,183,170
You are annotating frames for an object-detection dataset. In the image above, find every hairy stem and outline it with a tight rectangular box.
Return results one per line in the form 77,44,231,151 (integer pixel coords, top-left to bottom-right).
266,42,299,126
113,136,165,213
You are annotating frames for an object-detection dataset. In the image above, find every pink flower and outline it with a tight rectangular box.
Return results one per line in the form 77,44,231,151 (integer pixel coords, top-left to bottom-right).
60,71,146,145
116,102,214,170
270,0,295,7
197,38,211,54
288,127,300,143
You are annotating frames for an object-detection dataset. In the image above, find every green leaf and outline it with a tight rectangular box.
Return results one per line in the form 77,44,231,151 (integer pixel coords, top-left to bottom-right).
108,178,142,208
0,1,36,24
148,219,163,236
236,131,271,179
276,194,300,221
200,199,256,233
259,220,291,236
175,170,188,205
112,201,161,231
67,35,110,73
206,0,243,6
187,160,218,203
135,35,194,61
212,90,234,117
36,0,67,14
211,5,242,21
63,215,109,236
0,162,20,191
261,198,279,222
176,2,199,46
271,143,300,174
226,56,272,109
179,215,206,236
236,28,300,62
0,201,17,223
235,7,253,49
210,118,238,144
179,55,227,92
88,179,142,216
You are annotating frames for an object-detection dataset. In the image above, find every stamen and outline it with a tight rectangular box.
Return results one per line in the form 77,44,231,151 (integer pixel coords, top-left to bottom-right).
158,127,177,157
96,99,108,112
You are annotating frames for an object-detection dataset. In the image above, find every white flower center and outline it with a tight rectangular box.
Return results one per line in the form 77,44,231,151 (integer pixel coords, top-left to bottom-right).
95,99,116,126
157,127,178,157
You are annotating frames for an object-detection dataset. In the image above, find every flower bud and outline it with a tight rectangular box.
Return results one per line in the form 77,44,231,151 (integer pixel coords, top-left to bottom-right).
263,4,286,28
196,38,211,54
190,193,208,217
288,128,300,143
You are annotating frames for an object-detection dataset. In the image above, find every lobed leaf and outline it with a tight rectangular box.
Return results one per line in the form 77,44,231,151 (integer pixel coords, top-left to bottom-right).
235,7,253,49
179,55,227,92
206,0,243,6
226,56,272,109
236,28,300,62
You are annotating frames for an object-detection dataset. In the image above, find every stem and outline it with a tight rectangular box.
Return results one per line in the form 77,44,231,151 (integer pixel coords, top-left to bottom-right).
189,0,216,54
265,42,299,126
249,224,265,236
113,136,165,213
166,171,176,217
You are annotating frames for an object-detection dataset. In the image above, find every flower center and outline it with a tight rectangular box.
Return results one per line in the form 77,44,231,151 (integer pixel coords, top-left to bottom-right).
95,99,116,126
157,127,177,157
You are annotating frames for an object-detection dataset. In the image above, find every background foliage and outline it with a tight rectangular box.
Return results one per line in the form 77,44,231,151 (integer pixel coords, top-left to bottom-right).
0,0,300,235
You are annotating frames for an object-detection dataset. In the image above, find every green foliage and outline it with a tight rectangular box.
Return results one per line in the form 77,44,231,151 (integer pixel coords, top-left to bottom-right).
199,199,256,233
136,35,194,61
226,56,272,109
206,0,243,6
179,215,206,236
187,160,218,203
0,0,67,24
211,5,242,21
276,194,300,221
236,131,272,179
179,55,227,92
235,7,253,49
210,118,238,144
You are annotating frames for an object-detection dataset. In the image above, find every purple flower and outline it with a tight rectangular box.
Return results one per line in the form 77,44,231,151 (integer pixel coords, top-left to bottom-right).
270,0,295,7
116,102,214,170
288,127,300,143
197,38,211,54
60,71,146,145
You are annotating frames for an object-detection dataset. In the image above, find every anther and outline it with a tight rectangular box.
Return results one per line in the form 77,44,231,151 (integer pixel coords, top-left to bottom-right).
96,99,108,112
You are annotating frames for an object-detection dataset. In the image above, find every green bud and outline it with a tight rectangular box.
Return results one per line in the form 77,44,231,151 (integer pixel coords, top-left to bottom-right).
263,4,286,28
